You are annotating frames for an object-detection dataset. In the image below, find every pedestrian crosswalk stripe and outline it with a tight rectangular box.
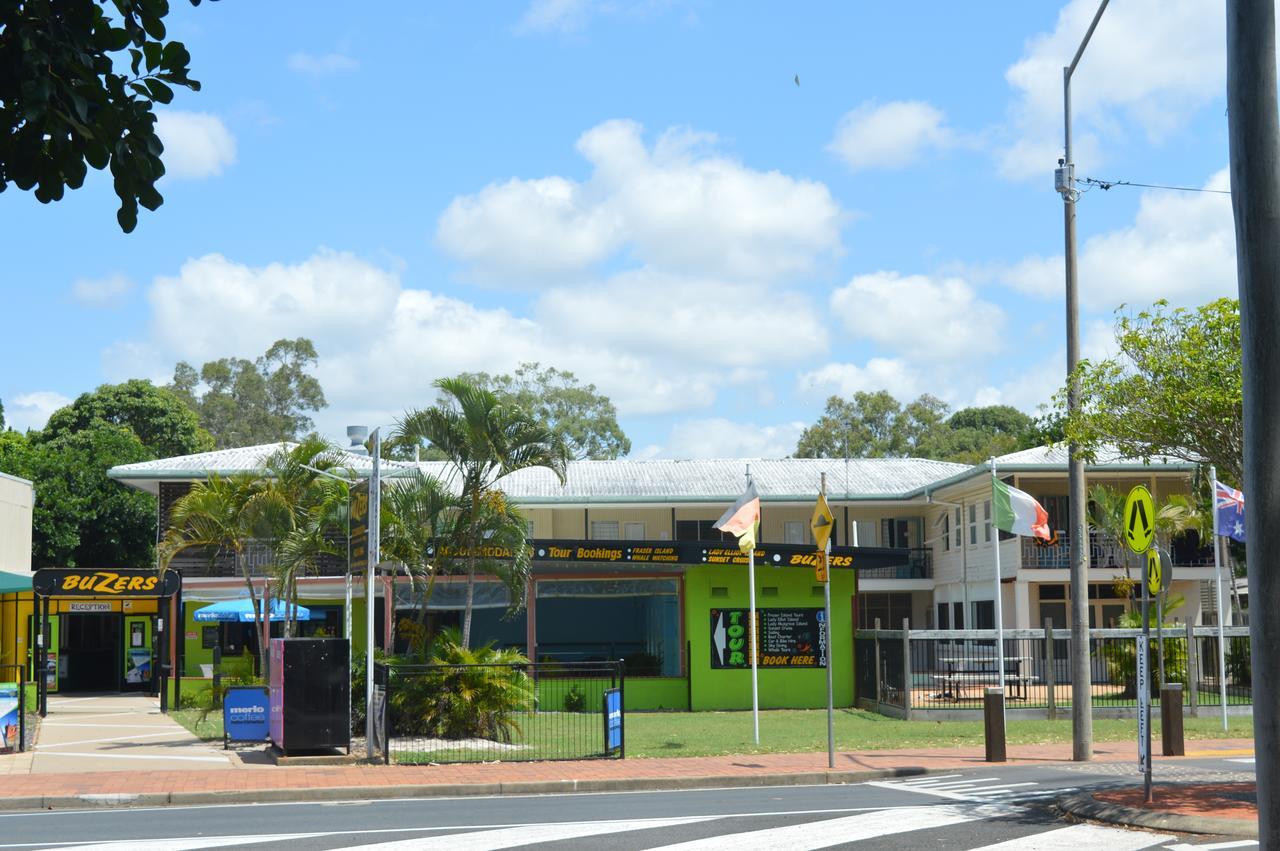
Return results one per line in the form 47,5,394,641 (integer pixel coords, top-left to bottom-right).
339,816,717,850
967,822,1176,849
648,803,1008,850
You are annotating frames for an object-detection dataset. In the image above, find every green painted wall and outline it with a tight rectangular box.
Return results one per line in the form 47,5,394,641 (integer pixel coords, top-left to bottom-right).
535,676,687,712
684,564,857,710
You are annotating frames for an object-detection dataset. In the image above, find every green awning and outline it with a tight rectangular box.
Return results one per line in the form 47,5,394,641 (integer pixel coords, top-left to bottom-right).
0,570,32,594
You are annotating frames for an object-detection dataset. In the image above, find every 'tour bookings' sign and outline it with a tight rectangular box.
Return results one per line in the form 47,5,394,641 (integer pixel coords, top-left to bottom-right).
32,569,180,597
710,608,826,669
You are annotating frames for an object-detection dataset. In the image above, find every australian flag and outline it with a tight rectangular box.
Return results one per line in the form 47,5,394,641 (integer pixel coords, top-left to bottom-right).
1215,480,1246,543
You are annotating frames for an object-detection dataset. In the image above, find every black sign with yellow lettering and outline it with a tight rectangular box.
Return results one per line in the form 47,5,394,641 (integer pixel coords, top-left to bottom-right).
32,569,181,598
710,608,826,669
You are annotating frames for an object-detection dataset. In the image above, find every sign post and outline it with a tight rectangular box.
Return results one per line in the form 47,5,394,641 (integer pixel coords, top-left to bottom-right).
812,480,836,769
1125,484,1156,804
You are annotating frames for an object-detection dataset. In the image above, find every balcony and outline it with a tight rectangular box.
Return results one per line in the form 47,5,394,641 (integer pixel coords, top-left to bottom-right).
169,541,348,578
855,547,932,580
1019,531,1215,570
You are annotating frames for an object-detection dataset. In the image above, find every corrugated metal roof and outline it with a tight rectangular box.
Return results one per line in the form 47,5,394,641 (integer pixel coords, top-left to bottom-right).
993,444,1193,468
108,442,1193,503
108,442,416,479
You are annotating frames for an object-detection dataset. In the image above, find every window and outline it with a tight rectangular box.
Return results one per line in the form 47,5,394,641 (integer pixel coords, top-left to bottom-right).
783,520,807,545
952,602,964,629
973,600,995,630
590,520,619,539
936,603,950,629
983,500,992,543
969,504,978,546
675,519,730,541
858,592,913,629
535,579,681,677
941,513,951,552
623,522,646,540
954,508,962,547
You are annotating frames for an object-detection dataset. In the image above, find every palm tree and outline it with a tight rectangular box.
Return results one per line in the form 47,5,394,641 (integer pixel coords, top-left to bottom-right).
380,470,462,655
160,472,270,675
396,376,569,648
255,438,343,636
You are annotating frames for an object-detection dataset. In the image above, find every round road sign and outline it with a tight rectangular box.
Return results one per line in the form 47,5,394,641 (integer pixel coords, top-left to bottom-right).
1123,485,1156,554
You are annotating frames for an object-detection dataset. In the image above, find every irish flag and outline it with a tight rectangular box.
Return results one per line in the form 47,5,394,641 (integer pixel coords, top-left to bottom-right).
992,477,1051,540
714,481,760,554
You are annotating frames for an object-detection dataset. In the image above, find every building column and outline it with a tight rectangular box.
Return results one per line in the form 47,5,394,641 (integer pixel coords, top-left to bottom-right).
1014,580,1032,630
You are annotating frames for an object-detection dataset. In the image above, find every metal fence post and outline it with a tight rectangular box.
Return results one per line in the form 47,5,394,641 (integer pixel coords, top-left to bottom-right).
1045,619,1057,721
619,659,626,760
902,618,912,719
1185,622,1199,718
874,618,883,706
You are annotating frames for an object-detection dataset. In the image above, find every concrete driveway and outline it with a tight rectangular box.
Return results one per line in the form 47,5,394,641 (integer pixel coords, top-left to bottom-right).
22,694,239,774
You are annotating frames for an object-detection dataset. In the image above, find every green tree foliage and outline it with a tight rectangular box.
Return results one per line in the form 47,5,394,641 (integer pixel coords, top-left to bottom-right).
0,0,209,232
0,381,207,568
396,376,569,648
439,363,630,460
42,378,211,457
1055,298,1243,486
794,392,1037,464
170,338,328,448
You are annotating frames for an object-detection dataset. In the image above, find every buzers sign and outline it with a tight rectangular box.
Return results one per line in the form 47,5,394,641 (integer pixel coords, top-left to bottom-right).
32,569,181,598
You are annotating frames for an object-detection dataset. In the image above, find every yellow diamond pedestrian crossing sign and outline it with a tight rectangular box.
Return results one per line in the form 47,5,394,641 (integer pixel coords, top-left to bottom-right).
811,493,834,550
1123,485,1156,554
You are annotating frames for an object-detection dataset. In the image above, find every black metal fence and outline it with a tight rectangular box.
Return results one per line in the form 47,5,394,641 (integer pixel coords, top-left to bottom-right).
856,626,1252,717
377,660,625,764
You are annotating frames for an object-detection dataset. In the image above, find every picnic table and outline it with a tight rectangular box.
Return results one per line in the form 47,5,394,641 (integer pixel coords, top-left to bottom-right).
933,655,1033,701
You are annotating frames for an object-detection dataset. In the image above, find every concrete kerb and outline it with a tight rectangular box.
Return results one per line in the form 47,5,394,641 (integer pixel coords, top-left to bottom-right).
1056,791,1259,839
0,767,932,813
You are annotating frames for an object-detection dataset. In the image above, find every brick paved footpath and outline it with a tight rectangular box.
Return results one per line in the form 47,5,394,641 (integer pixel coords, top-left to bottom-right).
0,737,1254,801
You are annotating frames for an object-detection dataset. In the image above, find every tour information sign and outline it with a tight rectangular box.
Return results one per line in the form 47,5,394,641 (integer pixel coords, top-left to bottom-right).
710,608,826,669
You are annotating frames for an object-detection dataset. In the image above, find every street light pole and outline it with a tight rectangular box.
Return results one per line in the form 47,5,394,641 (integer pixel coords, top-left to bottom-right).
366,428,381,762
1058,0,1109,762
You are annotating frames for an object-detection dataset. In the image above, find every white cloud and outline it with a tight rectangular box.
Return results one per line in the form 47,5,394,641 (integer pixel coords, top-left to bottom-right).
1002,169,1236,310
649,418,808,459
999,0,1225,179
287,51,359,75
437,119,842,285
125,250,800,441
5,391,72,432
828,100,953,171
537,269,827,369
516,0,672,34
797,359,921,401
71,274,133,308
830,271,1006,359
154,111,237,180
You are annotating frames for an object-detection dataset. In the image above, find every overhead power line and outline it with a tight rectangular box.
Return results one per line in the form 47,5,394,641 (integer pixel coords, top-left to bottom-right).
1080,176,1232,195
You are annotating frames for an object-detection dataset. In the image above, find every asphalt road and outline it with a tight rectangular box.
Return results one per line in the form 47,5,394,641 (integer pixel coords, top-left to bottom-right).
0,756,1257,850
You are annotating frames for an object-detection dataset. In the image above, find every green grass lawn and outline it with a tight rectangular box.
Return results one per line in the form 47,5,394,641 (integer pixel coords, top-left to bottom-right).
170,704,1253,761
621,708,1252,758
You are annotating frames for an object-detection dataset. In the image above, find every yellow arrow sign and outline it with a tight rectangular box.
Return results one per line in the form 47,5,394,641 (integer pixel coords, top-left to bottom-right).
1123,485,1156,554
811,493,834,550
1146,548,1162,596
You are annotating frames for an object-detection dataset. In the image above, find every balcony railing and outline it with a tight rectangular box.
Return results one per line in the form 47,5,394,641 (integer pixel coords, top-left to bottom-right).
1020,531,1215,570
855,548,932,580
168,541,348,578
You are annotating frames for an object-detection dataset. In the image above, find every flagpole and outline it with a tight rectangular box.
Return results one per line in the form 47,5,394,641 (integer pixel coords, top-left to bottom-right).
1211,466,1228,732
990,459,1007,705
747,464,759,745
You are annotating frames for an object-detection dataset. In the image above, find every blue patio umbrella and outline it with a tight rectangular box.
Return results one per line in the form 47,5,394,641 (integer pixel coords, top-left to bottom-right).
193,598,311,623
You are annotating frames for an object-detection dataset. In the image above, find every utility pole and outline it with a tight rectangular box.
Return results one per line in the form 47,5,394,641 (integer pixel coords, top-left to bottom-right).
366,428,381,762
1226,0,1280,842
1057,0,1109,762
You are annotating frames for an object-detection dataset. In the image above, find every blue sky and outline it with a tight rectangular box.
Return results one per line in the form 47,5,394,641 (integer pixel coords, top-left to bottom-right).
0,1,1240,457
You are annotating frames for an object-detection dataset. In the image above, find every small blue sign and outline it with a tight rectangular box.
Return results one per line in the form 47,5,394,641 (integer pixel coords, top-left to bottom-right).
223,686,270,747
604,688,622,752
